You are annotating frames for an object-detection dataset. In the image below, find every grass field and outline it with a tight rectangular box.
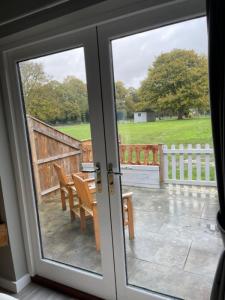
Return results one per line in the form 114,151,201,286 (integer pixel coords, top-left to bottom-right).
57,117,213,146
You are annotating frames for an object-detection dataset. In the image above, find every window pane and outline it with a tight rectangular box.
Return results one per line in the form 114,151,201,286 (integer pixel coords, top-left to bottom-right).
18,47,102,275
112,17,222,300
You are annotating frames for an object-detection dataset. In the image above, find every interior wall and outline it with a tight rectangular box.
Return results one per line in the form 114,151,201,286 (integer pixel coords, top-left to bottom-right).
0,180,15,281
0,86,27,282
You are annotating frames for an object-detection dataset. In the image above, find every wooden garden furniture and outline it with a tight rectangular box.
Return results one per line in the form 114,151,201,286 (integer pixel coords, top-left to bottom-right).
72,173,134,251
53,163,95,221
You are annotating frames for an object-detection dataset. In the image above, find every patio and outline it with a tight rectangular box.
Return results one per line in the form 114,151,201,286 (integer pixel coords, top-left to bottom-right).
39,184,222,300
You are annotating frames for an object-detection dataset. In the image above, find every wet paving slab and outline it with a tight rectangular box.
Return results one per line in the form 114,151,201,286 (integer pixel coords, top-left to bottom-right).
39,185,222,300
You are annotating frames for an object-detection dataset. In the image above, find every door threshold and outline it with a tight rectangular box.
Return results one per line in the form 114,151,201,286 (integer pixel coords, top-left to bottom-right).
31,275,103,300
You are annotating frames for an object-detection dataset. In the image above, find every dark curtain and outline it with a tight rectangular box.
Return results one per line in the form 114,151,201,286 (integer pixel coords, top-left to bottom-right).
207,1,225,299
207,0,225,222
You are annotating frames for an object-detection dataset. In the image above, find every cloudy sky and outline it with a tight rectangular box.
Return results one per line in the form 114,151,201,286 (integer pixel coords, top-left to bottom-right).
32,16,207,89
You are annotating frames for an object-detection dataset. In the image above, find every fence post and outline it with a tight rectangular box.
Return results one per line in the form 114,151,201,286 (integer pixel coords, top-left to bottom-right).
188,144,192,180
27,117,42,202
163,145,168,181
158,144,164,186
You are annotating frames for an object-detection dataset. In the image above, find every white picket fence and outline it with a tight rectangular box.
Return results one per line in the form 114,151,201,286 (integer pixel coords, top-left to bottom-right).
163,144,216,186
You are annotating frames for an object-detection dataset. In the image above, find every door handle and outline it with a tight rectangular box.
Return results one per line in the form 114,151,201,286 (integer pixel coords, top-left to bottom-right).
107,163,122,194
82,162,102,193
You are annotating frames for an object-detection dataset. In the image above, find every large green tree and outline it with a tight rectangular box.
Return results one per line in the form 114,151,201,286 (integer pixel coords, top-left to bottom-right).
138,49,209,119
20,62,86,124
26,81,64,123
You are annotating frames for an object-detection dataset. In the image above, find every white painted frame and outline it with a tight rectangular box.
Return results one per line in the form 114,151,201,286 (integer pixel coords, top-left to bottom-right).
1,27,116,299
97,1,206,299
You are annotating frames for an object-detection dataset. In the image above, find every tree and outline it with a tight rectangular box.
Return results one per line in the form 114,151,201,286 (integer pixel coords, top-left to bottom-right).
19,61,49,101
61,76,88,122
20,63,86,124
138,49,209,119
125,87,137,118
115,81,137,120
26,81,63,123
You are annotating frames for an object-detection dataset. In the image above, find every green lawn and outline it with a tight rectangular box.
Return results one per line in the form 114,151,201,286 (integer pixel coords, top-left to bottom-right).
56,117,213,146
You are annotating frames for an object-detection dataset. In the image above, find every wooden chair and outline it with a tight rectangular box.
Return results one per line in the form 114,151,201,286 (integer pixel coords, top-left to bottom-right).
72,173,134,251
53,163,95,221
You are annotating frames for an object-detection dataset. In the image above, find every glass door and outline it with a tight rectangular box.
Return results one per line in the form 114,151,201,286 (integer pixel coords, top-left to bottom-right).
4,28,116,299
98,3,222,300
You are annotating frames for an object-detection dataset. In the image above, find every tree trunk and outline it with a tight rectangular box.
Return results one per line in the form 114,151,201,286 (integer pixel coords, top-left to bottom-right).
177,111,183,120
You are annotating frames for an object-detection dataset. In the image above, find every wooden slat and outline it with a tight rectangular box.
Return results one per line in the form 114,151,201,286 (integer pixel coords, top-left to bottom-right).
163,145,168,180
40,185,60,196
28,115,81,147
179,144,184,180
37,151,81,165
205,144,210,181
27,117,81,198
33,127,80,150
196,144,201,181
187,144,192,180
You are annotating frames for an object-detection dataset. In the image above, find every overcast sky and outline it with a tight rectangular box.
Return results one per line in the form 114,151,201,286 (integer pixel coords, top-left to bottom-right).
33,17,207,89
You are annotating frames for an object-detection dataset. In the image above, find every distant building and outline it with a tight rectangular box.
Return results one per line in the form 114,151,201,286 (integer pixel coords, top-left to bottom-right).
134,111,156,123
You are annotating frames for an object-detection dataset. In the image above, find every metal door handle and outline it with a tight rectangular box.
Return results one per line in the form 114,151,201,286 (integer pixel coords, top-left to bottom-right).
108,170,123,176
107,163,122,194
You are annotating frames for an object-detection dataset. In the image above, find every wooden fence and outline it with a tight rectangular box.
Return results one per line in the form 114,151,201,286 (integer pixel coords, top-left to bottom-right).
27,119,162,199
81,139,162,166
163,144,216,186
27,116,217,198
27,116,81,199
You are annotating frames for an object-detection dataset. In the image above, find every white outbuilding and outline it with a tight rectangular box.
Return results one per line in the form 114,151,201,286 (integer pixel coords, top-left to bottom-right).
134,111,156,123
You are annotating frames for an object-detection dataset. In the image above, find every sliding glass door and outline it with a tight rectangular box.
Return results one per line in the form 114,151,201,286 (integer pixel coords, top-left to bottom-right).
3,28,116,299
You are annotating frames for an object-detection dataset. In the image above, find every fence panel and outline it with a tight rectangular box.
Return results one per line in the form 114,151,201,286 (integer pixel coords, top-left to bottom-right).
82,142,161,165
27,116,81,199
163,144,216,186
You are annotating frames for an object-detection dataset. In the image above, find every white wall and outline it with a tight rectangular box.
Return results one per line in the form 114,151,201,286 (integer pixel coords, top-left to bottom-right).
134,112,147,123
0,89,27,282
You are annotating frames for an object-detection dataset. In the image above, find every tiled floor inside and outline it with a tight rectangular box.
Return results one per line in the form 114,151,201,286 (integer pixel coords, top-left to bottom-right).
1,283,76,300
39,185,223,300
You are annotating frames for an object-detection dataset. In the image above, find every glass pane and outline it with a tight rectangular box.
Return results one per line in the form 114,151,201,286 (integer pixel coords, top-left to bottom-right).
111,17,222,299
18,47,102,274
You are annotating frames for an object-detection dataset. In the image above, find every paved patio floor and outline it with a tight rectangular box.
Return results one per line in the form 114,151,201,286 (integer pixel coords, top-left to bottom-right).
39,185,223,300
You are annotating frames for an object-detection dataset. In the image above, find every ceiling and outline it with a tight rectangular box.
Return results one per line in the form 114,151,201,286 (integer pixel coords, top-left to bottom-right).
0,0,105,38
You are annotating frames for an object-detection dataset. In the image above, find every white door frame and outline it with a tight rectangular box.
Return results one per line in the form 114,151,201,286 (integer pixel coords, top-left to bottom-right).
0,0,206,298
97,0,205,299
1,27,116,300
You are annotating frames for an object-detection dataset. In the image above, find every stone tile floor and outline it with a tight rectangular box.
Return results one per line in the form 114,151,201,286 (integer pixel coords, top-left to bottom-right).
39,185,223,300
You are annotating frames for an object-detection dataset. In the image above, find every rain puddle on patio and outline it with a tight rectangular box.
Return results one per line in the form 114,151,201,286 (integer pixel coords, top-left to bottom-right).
40,185,222,300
